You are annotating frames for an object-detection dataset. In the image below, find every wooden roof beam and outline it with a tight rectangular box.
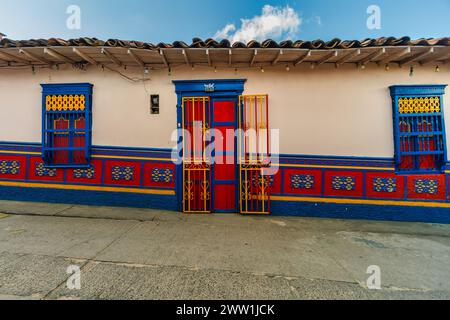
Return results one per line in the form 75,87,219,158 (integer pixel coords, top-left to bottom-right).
399,47,434,67
335,49,361,67
128,49,145,67
419,49,449,65
73,48,97,65
159,49,169,67
272,50,283,66
228,49,232,66
377,47,411,65
294,50,311,66
0,50,30,64
19,49,52,65
250,49,258,67
101,48,122,66
182,49,190,66
358,48,386,66
44,48,75,63
206,49,212,66
315,50,338,66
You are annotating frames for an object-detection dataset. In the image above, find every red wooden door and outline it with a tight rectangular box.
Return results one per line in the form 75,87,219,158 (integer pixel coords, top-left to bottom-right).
213,100,237,212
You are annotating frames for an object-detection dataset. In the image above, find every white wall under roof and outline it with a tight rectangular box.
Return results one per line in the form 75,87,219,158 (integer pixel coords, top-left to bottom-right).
0,63,449,158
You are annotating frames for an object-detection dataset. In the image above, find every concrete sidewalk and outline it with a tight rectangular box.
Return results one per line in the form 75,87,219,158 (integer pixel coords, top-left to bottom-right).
0,200,449,300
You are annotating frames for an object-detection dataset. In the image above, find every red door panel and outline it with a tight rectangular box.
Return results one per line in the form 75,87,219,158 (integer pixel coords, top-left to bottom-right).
213,100,237,212
214,184,236,210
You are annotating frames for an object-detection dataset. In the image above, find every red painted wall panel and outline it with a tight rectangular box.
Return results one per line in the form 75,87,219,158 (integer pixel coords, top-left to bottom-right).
406,174,446,200
366,172,405,199
66,160,103,185
324,170,364,198
143,162,176,188
104,160,142,187
28,156,64,182
0,155,27,181
283,169,322,196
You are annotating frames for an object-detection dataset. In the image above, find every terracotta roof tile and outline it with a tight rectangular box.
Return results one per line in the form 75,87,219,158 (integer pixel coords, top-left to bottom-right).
1,37,449,50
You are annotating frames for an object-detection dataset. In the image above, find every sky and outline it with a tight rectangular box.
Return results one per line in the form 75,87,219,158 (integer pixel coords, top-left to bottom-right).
0,0,449,43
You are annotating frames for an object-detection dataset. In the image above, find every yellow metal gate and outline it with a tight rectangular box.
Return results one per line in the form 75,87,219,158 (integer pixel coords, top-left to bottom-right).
238,94,271,214
182,97,212,213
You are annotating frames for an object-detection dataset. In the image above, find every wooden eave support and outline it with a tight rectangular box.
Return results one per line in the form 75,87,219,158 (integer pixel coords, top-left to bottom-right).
206,49,212,66
101,48,122,66
73,48,97,65
44,48,75,64
399,47,434,67
0,50,30,64
335,49,361,67
128,49,145,67
272,50,283,66
250,49,258,67
419,49,450,65
377,47,411,65
294,50,311,66
19,49,52,65
358,48,386,66
159,49,169,67
182,49,190,66
315,50,338,66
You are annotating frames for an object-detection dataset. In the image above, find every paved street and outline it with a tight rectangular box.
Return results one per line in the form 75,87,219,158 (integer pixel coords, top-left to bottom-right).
0,200,449,300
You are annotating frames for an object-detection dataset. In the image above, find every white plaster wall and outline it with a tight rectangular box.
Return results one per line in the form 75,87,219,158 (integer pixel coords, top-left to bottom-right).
0,63,449,158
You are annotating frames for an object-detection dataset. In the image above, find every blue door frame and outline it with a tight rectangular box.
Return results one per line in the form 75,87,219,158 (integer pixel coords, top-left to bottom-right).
173,79,246,213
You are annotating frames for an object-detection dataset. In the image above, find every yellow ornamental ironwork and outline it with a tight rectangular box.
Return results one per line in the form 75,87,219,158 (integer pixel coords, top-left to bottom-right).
398,97,440,114
45,94,86,111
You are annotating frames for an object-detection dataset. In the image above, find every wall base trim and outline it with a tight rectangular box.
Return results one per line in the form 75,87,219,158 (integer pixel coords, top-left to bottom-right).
271,200,450,224
0,186,177,211
271,195,450,208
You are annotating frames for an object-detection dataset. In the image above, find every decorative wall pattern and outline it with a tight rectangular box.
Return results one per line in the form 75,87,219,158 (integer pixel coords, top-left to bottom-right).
35,163,57,177
73,167,96,179
373,178,397,193
151,168,174,183
291,174,315,190
332,176,356,191
414,179,439,195
112,166,135,181
2,143,450,223
0,160,20,175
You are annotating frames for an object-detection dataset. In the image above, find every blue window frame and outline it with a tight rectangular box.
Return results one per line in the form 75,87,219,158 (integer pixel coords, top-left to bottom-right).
41,83,93,168
390,85,448,174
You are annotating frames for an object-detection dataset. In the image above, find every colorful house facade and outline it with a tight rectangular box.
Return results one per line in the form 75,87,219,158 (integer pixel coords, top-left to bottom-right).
1,37,450,222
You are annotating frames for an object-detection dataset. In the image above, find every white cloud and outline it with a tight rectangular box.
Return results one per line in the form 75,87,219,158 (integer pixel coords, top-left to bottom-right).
214,5,301,43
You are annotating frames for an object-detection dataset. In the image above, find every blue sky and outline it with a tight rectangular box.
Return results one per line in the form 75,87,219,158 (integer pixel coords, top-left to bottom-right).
0,0,449,42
